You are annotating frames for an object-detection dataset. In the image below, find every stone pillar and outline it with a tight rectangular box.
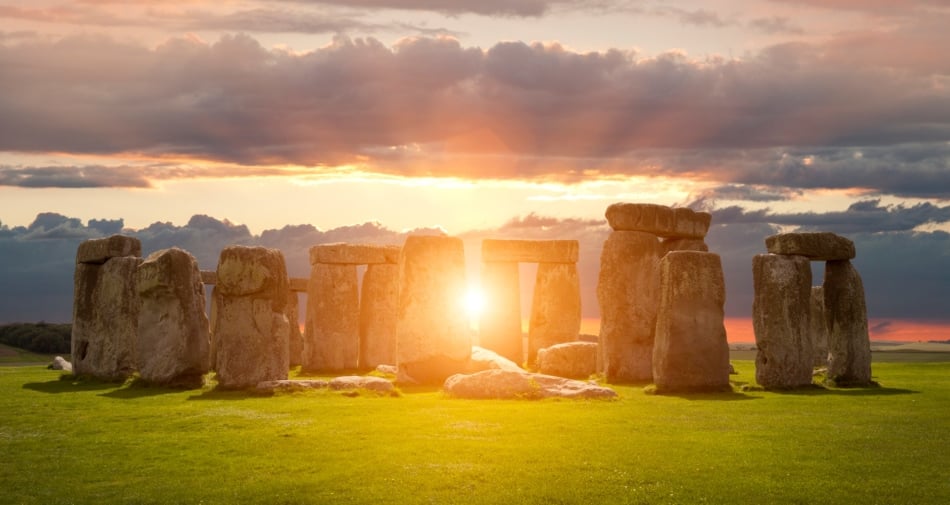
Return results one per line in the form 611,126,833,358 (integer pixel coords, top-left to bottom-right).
527,262,581,366
212,246,290,389
135,247,210,387
653,251,730,393
597,231,660,382
396,235,470,384
287,290,303,367
479,261,522,364
752,253,814,389
304,263,359,371
824,260,873,386
71,235,142,380
360,263,399,368
810,286,829,367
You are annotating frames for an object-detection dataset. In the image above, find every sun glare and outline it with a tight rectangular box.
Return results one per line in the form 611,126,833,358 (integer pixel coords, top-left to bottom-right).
462,286,487,321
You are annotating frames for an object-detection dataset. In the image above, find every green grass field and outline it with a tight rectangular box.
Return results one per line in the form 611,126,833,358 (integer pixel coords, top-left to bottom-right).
2,359,949,505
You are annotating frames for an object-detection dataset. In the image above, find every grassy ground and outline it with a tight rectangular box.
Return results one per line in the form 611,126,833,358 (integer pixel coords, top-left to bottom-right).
1,360,949,505
0,343,56,365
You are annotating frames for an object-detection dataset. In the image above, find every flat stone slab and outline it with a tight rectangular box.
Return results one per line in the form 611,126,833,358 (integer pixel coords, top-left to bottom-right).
289,277,308,292
481,239,579,264
605,203,711,239
309,243,400,265
328,376,395,393
76,235,141,264
443,369,617,400
255,379,329,393
466,346,525,374
765,232,855,261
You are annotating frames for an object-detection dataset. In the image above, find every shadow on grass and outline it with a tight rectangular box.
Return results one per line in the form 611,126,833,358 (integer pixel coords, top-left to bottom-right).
22,375,119,394
98,379,190,399
651,390,761,402
186,388,260,401
768,385,919,397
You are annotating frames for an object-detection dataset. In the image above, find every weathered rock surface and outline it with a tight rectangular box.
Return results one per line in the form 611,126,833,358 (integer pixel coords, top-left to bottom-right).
309,243,400,265
443,370,617,399
287,290,303,367
478,261,523,363
395,236,471,384
810,286,829,367
288,277,309,292
50,356,73,372
481,239,579,264
467,346,524,373
376,364,397,375
212,246,290,389
537,341,598,379
135,248,210,387
71,256,141,380
605,203,711,239
304,263,360,371
765,232,855,261
255,379,328,393
359,263,399,369
824,260,873,386
597,230,661,382
76,235,141,265
329,375,395,393
528,262,582,366
661,238,708,255
752,254,815,389
653,252,731,393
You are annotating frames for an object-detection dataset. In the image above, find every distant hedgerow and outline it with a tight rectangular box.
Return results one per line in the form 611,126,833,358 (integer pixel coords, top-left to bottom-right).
0,322,71,354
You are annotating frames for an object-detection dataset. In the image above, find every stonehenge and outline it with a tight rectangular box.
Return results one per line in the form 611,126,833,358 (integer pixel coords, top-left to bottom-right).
598,203,716,384
753,232,873,388
479,239,582,366
66,205,878,395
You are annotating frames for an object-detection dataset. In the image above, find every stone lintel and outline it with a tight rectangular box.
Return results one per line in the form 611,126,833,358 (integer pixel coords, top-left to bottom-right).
289,277,309,292
605,203,711,239
200,270,217,284
765,232,855,261
309,243,401,265
481,239,579,264
76,235,142,264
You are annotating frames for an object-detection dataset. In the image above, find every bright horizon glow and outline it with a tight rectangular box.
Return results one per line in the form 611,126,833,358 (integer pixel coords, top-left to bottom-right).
462,285,487,330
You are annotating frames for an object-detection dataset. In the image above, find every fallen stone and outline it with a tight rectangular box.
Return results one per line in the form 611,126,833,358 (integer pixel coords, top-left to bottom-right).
76,235,141,265
135,247,210,388
810,286,829,367
765,232,855,261
528,262,582,366
255,379,328,393
605,203,711,239
309,243,400,265
481,239,579,264
71,256,141,381
50,356,72,372
359,263,399,369
824,260,873,387
303,263,360,372
212,246,290,389
443,369,617,399
538,341,598,379
653,251,731,393
395,236,471,385
597,230,660,382
329,375,395,393
467,346,524,373
376,364,397,375
478,261,523,363
752,254,815,389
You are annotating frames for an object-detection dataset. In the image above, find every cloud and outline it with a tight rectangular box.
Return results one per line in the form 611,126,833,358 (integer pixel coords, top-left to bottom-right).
279,0,611,17
748,16,804,35
0,165,153,188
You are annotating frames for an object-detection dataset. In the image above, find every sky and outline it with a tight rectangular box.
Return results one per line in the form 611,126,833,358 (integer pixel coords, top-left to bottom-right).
0,0,948,341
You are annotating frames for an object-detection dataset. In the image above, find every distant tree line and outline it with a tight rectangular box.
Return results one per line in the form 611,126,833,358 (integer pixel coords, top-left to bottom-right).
0,322,71,354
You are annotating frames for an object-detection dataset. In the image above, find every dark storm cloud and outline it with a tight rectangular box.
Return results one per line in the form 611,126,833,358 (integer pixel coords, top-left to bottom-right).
0,165,152,188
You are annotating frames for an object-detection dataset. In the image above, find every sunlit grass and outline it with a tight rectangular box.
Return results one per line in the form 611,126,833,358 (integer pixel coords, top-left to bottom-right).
1,360,949,504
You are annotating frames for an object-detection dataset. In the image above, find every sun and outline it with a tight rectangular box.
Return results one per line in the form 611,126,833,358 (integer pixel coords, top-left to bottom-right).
462,285,487,321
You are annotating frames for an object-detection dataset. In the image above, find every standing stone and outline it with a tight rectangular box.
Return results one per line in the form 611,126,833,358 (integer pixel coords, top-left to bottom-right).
304,263,360,371
71,256,141,380
528,262,581,366
752,254,814,389
597,231,661,382
360,263,399,369
396,236,470,384
135,248,210,387
810,286,829,367
287,290,303,367
824,260,873,386
212,246,290,389
479,261,523,364
653,252,730,393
